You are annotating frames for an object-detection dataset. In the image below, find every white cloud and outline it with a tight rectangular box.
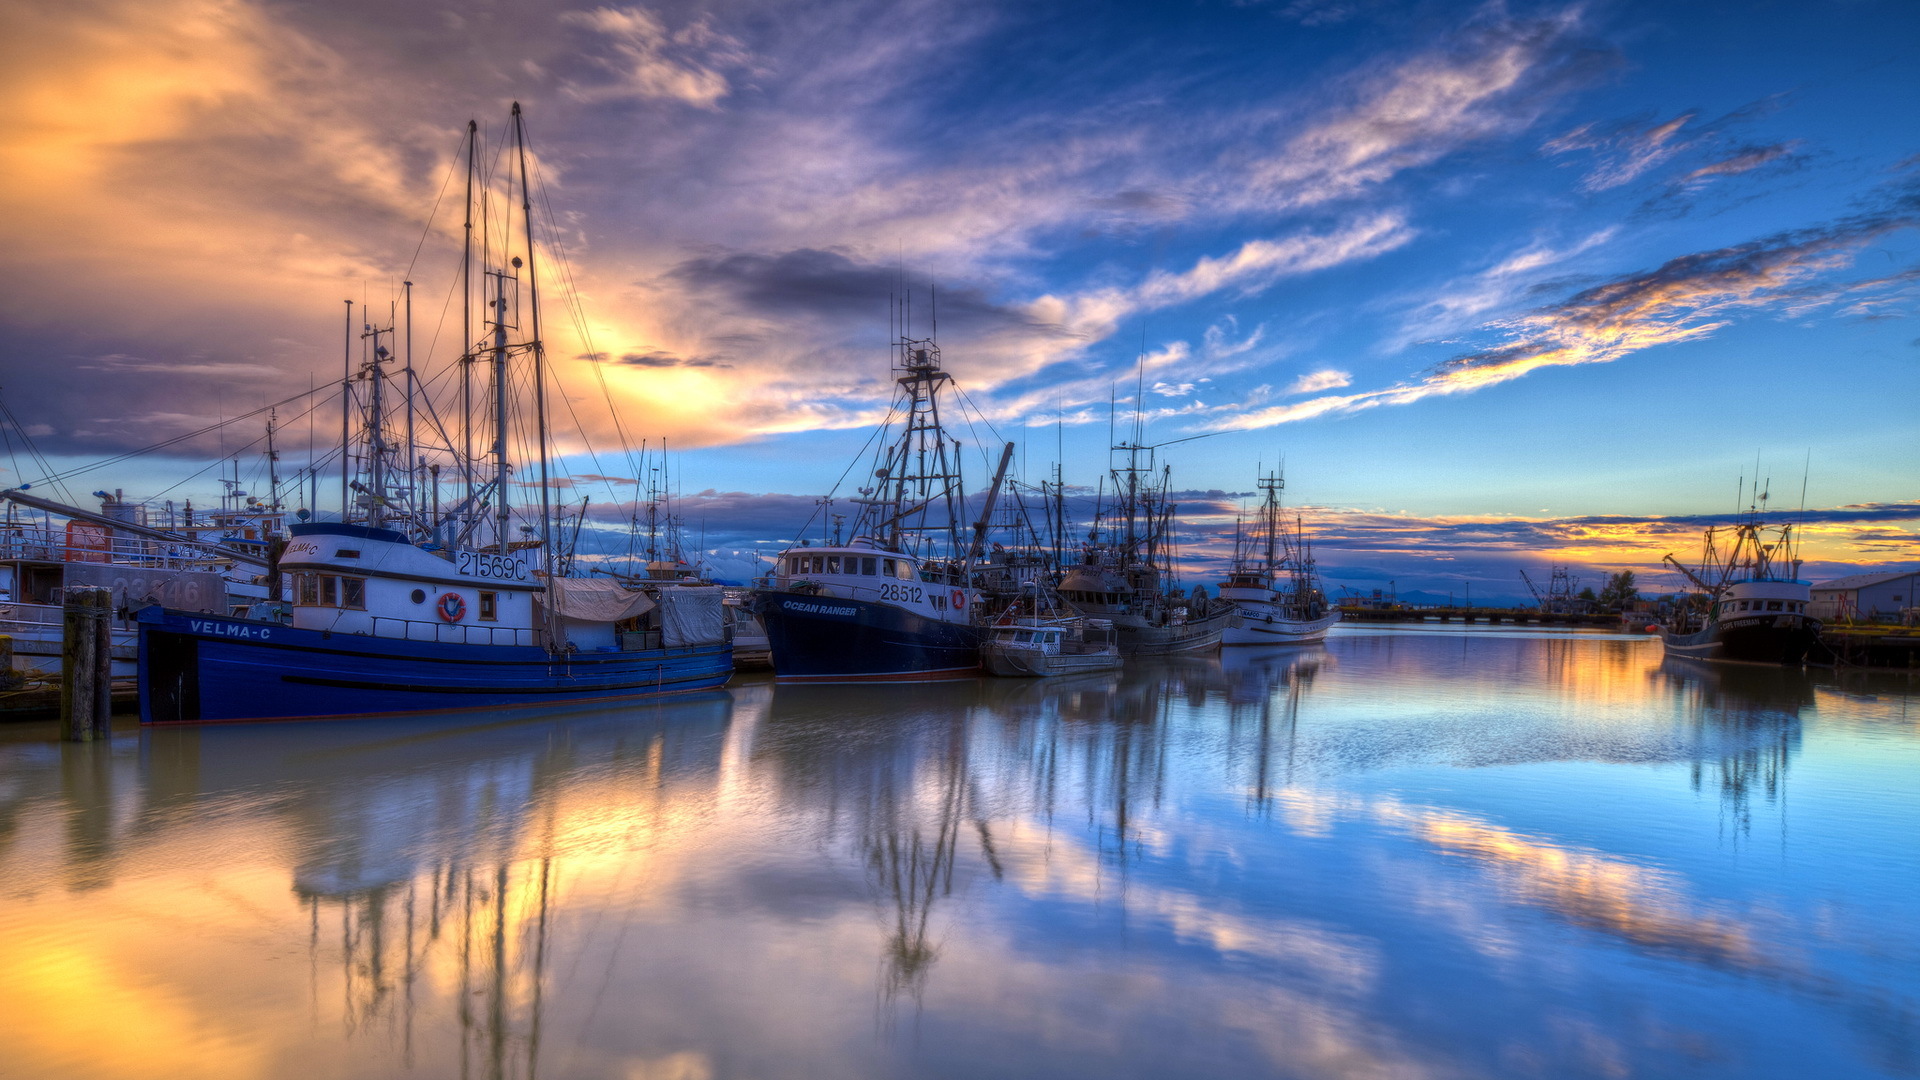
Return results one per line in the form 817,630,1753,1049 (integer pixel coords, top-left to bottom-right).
1286,369,1352,395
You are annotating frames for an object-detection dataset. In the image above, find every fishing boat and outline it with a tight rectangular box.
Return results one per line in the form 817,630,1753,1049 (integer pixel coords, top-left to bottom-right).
138,105,732,723
981,585,1120,677
1657,490,1820,665
751,328,1014,681
0,477,289,697
1056,440,1232,655
1219,470,1339,645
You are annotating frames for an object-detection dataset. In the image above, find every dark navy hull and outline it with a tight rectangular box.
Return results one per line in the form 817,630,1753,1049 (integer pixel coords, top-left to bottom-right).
754,590,981,680
137,608,733,724
1660,612,1821,665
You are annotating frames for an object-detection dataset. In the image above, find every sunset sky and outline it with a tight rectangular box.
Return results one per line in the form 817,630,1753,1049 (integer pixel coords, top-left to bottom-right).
0,0,1914,599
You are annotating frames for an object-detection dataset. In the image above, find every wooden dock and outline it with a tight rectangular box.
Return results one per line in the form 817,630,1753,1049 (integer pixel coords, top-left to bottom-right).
1818,627,1920,669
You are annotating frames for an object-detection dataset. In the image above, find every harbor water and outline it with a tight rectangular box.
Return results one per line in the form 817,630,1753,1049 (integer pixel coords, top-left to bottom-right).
1,627,1915,1079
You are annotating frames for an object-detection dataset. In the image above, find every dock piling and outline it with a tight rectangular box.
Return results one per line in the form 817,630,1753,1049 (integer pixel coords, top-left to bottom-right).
61,587,113,741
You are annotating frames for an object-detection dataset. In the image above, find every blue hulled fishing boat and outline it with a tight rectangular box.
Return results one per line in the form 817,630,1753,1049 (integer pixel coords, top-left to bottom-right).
752,330,1012,681
139,105,732,723
1657,489,1820,665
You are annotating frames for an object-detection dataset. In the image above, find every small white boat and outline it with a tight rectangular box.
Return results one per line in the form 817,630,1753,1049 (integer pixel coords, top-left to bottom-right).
982,612,1120,678
1219,470,1339,646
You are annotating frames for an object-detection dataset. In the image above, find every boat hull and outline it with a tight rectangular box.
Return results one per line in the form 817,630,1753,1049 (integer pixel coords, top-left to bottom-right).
754,590,981,681
1223,609,1340,645
1108,609,1232,655
1659,612,1821,665
136,608,733,724
981,646,1122,678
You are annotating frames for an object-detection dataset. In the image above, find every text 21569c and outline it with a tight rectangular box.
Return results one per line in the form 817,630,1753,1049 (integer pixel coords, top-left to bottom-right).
456,551,527,580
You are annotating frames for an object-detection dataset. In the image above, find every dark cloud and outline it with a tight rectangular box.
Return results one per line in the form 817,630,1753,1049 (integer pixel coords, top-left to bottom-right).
616,349,728,369
666,248,1066,346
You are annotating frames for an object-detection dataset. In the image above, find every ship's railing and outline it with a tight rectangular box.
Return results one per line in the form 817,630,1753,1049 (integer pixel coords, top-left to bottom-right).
0,526,233,568
0,602,142,643
0,601,146,633
367,615,543,647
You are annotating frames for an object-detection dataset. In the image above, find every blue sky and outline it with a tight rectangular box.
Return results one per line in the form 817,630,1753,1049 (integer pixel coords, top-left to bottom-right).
0,0,1913,598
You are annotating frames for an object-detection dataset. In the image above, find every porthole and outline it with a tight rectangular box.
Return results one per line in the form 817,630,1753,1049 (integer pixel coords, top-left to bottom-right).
411,589,427,604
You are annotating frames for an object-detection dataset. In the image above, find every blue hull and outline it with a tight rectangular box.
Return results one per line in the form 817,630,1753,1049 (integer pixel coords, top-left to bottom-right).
137,608,733,724
754,590,980,680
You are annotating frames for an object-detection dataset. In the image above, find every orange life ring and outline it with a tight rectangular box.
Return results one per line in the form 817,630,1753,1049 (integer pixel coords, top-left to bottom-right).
437,592,467,622
951,589,966,609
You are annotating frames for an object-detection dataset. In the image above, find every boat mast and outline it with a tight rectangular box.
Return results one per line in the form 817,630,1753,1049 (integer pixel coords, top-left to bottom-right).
264,408,282,511
514,102,552,572
363,310,393,528
461,120,477,536
340,299,352,522
488,259,512,549
403,279,415,531
1260,470,1282,574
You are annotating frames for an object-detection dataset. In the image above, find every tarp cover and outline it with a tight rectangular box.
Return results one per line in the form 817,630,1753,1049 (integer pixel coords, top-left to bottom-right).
659,586,727,647
543,577,655,624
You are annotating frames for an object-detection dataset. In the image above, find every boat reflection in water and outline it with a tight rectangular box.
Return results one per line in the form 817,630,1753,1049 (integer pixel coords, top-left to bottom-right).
1,631,1916,1079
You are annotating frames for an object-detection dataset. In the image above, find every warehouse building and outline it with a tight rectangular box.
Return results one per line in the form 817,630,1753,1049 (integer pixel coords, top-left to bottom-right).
1809,570,1920,623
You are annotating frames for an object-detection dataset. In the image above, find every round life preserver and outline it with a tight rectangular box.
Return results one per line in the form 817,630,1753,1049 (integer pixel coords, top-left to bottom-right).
436,592,467,622
951,589,966,609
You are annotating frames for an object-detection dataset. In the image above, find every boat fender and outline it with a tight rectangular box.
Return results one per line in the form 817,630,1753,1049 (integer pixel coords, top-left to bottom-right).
951,590,966,609
437,592,467,622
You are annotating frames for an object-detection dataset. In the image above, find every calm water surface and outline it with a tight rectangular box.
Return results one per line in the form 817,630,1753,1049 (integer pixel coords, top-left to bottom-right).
2,628,1917,1079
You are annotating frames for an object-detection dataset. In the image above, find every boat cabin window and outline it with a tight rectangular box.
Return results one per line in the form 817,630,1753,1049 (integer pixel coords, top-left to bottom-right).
812,556,825,574
1016,631,1033,642
789,557,804,575
826,556,842,574
895,561,913,581
1766,601,1782,611
862,557,877,576
320,575,338,607
479,591,498,622
297,574,320,606
1738,601,1749,611
883,558,896,577
341,577,366,610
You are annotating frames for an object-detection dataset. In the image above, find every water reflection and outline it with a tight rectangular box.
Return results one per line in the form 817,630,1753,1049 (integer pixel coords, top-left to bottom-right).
0,633,1916,1079
1655,658,1811,831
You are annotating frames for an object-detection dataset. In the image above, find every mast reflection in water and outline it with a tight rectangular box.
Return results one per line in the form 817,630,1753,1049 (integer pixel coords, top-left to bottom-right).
1,628,1916,1079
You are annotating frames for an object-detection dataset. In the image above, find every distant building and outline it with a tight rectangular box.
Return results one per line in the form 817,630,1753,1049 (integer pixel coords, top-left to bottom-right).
1809,570,1920,623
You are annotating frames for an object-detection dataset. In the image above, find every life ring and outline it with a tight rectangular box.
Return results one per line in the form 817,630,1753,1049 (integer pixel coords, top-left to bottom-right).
436,592,467,622
951,589,966,609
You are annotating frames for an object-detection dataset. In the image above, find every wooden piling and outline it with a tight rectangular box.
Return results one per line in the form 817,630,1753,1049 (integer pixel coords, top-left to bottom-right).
61,586,113,741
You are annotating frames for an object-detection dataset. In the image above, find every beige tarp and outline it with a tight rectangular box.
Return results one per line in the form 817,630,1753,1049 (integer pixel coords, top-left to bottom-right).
540,577,656,624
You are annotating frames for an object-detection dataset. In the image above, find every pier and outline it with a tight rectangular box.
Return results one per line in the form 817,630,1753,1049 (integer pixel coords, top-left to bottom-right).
1338,605,1624,627
1819,626,1920,669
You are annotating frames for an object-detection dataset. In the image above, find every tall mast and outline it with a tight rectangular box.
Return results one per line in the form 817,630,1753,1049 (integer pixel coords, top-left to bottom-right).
264,408,282,511
363,310,391,529
1261,470,1282,573
403,279,415,531
489,261,512,548
341,300,352,521
514,101,552,571
461,119,477,534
